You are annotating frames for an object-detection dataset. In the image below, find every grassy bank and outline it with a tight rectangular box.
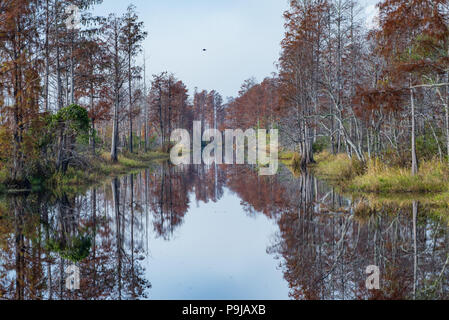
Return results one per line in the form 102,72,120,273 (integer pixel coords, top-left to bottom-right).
279,149,302,174
1,151,169,194
312,151,449,194
49,151,169,191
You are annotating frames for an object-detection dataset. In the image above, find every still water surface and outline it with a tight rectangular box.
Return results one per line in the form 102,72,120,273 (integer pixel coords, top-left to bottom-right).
1,163,448,300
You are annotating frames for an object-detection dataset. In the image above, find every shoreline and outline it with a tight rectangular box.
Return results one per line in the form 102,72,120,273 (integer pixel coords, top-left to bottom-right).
0,151,170,196
280,150,449,196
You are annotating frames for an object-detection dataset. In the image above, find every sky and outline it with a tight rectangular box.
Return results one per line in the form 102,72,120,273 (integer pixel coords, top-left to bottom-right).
94,0,380,99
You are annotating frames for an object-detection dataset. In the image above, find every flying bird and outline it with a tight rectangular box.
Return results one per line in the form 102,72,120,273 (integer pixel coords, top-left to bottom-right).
202,48,207,52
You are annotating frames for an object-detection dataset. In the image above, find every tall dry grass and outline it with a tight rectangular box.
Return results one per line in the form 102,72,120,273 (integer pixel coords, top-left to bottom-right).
350,158,449,193
314,151,449,194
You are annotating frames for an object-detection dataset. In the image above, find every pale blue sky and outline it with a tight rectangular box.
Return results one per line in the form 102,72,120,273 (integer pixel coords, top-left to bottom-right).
94,0,379,98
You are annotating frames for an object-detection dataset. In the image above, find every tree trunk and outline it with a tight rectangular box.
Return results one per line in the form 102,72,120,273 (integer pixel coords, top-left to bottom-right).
143,57,148,152
70,32,75,105
411,87,419,175
91,121,96,155
44,0,50,112
55,0,63,110
111,97,119,162
128,54,133,153
111,22,120,163
445,100,449,164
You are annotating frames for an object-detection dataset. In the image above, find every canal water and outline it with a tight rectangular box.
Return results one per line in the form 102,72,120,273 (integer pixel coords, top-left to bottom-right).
0,163,448,300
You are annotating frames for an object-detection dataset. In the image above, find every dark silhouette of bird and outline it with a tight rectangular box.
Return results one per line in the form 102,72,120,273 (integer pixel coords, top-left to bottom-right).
202,49,207,52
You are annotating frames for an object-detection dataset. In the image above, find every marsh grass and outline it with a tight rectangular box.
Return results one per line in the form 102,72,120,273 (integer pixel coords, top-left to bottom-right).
279,150,302,177
350,158,449,194
47,151,169,192
279,150,296,164
313,151,449,194
291,153,301,171
0,168,7,193
314,151,363,182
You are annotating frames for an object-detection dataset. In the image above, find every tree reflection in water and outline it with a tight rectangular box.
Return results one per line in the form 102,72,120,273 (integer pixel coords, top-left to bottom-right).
0,163,448,300
261,168,449,300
